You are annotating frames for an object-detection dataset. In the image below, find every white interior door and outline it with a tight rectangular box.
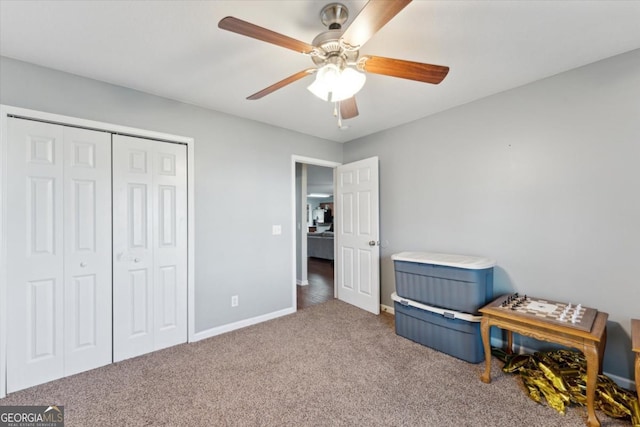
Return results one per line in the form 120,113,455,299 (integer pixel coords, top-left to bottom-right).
336,157,380,314
113,135,154,361
113,135,187,362
153,140,187,351
6,118,112,392
7,119,65,392
63,126,112,375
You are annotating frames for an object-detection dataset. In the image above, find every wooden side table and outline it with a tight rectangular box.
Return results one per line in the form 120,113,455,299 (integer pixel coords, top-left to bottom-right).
479,296,608,427
632,319,640,405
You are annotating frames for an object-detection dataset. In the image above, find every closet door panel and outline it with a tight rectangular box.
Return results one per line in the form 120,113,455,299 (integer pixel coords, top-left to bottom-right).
63,127,112,375
113,136,187,361
6,119,65,392
113,135,154,362
153,142,187,350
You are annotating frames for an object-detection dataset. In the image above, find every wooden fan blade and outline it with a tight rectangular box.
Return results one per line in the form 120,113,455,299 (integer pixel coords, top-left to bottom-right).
219,16,316,54
340,97,359,119
359,55,449,84
247,69,316,100
341,0,412,48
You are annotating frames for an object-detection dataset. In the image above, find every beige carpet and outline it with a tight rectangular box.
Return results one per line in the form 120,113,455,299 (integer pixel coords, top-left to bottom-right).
0,300,631,426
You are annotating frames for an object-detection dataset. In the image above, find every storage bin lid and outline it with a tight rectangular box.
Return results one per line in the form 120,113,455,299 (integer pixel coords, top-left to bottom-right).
391,251,496,270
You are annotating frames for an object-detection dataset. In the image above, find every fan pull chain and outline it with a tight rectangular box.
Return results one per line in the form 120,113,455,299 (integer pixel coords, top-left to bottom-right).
335,102,343,128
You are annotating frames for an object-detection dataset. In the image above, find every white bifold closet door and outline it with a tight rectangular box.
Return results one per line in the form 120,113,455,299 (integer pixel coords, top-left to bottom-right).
6,118,112,393
112,134,187,362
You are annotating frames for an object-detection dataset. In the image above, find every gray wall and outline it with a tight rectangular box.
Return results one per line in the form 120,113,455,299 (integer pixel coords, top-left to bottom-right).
3,49,638,383
0,56,343,333
344,49,640,380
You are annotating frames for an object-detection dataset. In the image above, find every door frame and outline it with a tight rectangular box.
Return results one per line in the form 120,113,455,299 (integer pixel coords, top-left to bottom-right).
291,155,340,310
0,105,196,398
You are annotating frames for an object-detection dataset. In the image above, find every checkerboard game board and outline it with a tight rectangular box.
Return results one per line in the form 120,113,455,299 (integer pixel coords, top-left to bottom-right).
496,293,597,332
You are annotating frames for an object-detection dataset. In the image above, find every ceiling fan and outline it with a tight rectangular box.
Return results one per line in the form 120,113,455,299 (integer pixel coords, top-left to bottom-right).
218,0,449,124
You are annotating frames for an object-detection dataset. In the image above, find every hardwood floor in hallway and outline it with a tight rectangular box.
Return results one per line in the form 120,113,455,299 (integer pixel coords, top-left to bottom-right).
297,257,395,327
297,257,334,310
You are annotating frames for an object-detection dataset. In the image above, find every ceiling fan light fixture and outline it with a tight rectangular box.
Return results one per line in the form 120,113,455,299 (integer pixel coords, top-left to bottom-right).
307,64,366,102
340,66,366,95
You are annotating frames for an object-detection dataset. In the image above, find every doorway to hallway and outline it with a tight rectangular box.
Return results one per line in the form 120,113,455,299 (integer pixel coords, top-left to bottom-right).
292,155,381,314
294,158,339,310
297,258,334,310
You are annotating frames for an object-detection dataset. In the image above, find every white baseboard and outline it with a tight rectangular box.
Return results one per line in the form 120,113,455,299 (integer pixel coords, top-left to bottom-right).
297,280,309,286
381,304,394,315
191,306,296,342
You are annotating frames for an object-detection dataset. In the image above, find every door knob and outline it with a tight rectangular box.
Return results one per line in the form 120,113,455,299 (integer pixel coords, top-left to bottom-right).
134,258,141,263
368,240,379,246
80,262,87,268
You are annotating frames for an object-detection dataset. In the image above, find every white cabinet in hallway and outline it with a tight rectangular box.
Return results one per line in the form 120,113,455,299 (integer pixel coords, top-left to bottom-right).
6,118,112,392
112,135,188,362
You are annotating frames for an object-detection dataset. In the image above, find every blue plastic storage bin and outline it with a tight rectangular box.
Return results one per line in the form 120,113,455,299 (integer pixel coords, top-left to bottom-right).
392,292,484,363
392,251,495,314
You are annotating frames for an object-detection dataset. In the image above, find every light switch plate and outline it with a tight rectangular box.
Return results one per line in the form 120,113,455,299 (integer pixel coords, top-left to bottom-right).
272,225,282,235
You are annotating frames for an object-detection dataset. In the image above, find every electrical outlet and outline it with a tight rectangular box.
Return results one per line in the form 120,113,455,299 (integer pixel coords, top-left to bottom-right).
231,295,239,307
272,225,282,235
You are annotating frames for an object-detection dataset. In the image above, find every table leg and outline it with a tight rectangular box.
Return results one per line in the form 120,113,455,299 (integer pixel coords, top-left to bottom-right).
598,327,606,374
506,330,513,354
480,317,492,384
584,344,601,427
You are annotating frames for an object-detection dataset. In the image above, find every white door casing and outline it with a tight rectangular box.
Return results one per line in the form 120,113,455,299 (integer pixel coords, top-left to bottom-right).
336,157,380,314
6,118,112,392
112,135,187,362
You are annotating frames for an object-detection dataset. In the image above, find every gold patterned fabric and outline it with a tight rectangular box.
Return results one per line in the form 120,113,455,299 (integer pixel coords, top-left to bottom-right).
493,348,640,425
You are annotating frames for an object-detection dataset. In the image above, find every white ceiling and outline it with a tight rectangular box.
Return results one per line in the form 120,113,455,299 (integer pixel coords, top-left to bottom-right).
1,1,639,143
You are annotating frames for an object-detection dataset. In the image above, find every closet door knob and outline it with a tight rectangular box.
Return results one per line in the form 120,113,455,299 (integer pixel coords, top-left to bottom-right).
134,258,141,263
80,262,87,268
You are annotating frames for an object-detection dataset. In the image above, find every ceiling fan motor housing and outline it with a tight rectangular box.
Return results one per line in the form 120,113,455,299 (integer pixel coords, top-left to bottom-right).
311,3,359,68
311,30,359,66
320,3,348,30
